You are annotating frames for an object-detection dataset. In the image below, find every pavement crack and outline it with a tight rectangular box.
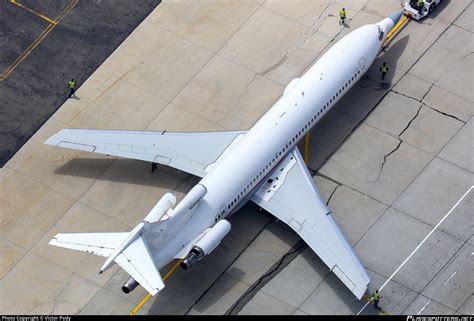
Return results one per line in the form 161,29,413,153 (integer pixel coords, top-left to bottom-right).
326,184,341,206
462,51,474,59
369,139,402,184
260,56,288,76
398,104,423,137
225,239,307,315
312,172,344,186
420,84,434,102
428,106,466,124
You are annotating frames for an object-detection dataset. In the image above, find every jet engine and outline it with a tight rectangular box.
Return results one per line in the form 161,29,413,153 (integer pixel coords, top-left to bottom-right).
144,192,176,223
180,219,231,270
122,276,139,294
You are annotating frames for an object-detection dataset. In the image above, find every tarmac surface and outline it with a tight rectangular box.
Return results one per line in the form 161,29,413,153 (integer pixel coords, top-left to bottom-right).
0,0,472,316
0,0,161,167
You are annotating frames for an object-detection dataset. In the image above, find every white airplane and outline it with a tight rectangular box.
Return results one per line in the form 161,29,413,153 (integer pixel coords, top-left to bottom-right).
45,11,403,300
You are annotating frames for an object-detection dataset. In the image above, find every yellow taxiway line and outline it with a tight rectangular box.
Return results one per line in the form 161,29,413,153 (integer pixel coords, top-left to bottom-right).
130,259,183,315
0,0,79,82
10,0,58,25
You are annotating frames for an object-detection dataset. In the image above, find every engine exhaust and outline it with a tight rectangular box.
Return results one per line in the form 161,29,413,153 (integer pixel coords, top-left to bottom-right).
122,276,139,294
180,247,203,270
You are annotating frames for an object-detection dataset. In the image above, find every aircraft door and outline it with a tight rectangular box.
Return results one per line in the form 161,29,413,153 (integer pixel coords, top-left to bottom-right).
359,57,367,72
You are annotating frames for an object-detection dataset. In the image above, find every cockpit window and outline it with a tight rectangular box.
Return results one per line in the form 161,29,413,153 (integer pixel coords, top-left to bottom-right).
378,26,384,41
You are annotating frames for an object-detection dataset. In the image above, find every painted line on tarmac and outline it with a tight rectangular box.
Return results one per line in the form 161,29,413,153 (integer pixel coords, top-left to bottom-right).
356,185,474,315
418,299,431,315
0,0,79,81
10,0,58,25
130,259,183,316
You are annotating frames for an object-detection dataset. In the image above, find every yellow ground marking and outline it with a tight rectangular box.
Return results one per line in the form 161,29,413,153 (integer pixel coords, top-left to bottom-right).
10,0,58,25
0,0,79,81
384,15,410,45
130,259,183,316
304,133,310,164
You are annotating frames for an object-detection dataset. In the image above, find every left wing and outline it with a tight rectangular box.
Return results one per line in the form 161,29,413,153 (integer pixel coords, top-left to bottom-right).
251,148,370,299
45,129,246,177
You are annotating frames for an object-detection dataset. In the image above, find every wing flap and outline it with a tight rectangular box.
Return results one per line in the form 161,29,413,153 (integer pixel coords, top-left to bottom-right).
251,148,370,299
45,129,246,177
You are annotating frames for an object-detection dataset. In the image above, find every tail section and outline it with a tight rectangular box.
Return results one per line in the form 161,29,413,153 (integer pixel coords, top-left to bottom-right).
49,185,207,296
49,229,165,295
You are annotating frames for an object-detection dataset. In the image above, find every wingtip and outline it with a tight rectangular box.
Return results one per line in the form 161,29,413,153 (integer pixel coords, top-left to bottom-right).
44,131,61,146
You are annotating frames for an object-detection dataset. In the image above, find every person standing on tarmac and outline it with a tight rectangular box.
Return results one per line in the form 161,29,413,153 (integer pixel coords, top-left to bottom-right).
380,62,389,81
68,79,76,98
373,290,382,309
339,7,347,25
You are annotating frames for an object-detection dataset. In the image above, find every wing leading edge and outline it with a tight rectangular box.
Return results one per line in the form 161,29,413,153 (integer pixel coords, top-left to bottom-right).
251,148,370,299
45,129,246,177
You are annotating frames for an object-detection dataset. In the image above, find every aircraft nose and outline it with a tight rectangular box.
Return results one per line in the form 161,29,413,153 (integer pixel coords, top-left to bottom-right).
387,11,403,26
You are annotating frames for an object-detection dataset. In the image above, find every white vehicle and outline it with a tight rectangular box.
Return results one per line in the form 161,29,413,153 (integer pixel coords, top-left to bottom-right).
45,11,403,300
403,0,443,20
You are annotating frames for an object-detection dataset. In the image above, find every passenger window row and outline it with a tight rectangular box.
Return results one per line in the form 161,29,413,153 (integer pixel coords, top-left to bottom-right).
222,68,361,219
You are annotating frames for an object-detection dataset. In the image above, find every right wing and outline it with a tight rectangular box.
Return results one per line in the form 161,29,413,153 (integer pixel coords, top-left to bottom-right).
45,129,246,177
251,148,370,299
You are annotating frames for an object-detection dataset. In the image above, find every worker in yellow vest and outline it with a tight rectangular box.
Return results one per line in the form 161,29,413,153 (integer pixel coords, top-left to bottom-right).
380,62,389,81
373,289,382,309
417,0,424,14
68,79,76,98
339,8,346,25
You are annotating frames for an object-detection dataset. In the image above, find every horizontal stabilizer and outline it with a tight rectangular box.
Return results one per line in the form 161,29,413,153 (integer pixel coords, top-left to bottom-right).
49,232,129,257
115,236,165,295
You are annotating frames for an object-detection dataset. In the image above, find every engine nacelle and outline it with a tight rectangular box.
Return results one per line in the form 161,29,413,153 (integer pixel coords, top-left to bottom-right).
122,276,139,294
180,219,231,270
144,192,176,223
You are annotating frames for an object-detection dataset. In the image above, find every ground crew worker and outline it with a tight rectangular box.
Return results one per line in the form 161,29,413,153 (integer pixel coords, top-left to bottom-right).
417,0,424,14
380,62,389,81
68,79,76,98
339,8,346,25
373,290,382,309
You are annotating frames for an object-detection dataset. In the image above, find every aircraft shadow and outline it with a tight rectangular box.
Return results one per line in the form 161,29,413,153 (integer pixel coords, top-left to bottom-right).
54,157,199,188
